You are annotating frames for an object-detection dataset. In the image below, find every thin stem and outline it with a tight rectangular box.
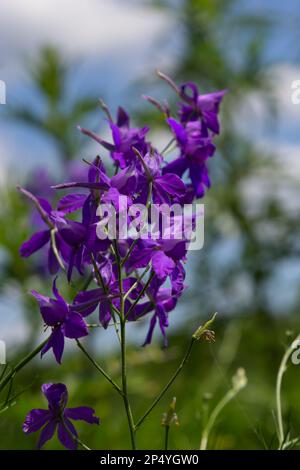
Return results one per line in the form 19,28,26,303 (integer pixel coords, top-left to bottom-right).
161,138,176,156
125,271,155,320
276,333,300,449
81,272,94,291
76,340,123,397
123,264,151,301
0,365,8,382
90,253,121,342
199,368,247,450
115,239,137,450
164,426,170,450
156,70,180,95
121,238,138,268
121,180,152,269
200,389,236,450
50,229,65,270
98,97,113,122
120,318,136,450
62,416,92,451
90,254,120,317
135,338,195,429
0,337,49,393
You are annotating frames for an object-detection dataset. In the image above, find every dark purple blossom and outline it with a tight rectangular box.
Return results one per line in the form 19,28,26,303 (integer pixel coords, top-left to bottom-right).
79,107,149,169
163,118,214,198
18,187,72,274
23,383,99,449
179,82,226,134
31,279,88,363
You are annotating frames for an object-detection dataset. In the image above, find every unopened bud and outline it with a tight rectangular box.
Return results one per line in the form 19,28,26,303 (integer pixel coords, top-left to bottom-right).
162,397,179,427
232,368,247,392
192,312,217,341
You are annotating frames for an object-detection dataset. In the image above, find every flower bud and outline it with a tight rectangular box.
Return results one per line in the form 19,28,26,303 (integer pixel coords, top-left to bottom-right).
231,368,247,392
161,397,179,427
192,312,217,341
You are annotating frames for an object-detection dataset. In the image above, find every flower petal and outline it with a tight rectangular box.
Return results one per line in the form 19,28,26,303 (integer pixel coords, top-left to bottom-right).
57,419,78,450
41,328,65,364
151,251,175,281
65,407,100,424
63,311,88,339
23,409,50,434
41,383,68,409
37,420,57,449
20,230,50,257
57,193,87,214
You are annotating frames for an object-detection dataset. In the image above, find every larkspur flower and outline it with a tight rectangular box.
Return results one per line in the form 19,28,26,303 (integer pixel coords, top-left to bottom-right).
31,279,89,363
18,187,71,274
23,383,99,449
79,106,149,169
73,272,143,328
163,118,214,198
178,82,226,134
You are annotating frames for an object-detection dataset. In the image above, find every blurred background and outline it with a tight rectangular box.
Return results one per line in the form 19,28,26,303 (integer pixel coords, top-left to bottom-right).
0,0,300,450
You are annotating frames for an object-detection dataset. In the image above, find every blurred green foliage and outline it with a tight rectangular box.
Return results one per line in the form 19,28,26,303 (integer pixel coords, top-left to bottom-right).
7,46,99,161
1,315,300,450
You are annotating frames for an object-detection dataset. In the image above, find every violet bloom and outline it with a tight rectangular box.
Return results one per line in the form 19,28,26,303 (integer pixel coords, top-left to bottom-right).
79,106,149,169
129,274,182,347
142,287,177,347
179,82,226,134
18,187,71,274
163,118,215,197
73,274,143,328
137,150,186,205
127,238,187,282
32,279,88,363
53,158,112,280
23,383,99,449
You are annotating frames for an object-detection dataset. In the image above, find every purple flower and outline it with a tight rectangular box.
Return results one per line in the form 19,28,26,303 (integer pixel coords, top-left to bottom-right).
127,237,187,282
179,82,226,134
18,187,71,274
79,107,149,169
31,279,89,363
130,275,182,347
23,383,99,449
163,118,215,197
73,272,143,328
136,150,186,205
142,287,177,347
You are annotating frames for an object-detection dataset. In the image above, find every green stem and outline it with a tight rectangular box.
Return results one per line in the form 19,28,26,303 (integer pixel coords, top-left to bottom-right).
90,253,121,342
200,389,236,450
120,318,136,450
114,240,137,450
62,416,92,450
135,338,195,429
276,333,300,449
164,426,170,450
125,271,155,320
76,340,123,397
0,337,49,393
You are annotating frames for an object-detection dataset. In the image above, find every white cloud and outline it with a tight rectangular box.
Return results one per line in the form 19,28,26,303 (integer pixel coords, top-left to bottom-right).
0,0,170,79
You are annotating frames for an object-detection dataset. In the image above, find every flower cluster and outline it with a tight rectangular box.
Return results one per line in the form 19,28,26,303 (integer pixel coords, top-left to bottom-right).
19,72,225,449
